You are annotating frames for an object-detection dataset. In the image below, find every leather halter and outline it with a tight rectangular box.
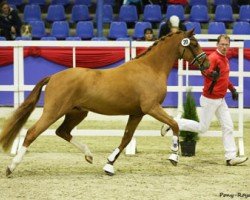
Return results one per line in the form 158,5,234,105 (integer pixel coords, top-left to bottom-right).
180,37,207,71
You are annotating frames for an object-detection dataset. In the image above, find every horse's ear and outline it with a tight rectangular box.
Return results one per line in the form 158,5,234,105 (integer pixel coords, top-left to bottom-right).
186,29,195,37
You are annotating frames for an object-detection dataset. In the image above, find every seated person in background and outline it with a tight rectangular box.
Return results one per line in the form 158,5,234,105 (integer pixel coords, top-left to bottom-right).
236,0,250,5
142,28,155,41
158,15,186,38
167,0,188,5
123,0,143,14
232,0,250,12
154,0,188,13
0,1,22,40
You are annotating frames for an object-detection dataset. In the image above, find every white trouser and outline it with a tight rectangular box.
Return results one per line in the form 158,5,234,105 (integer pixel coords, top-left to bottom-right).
175,95,237,160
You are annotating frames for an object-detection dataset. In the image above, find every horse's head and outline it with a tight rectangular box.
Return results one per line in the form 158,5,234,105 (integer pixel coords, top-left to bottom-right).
178,29,209,71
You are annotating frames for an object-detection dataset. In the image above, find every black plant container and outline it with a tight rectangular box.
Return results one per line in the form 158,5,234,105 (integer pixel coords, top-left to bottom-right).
180,141,196,156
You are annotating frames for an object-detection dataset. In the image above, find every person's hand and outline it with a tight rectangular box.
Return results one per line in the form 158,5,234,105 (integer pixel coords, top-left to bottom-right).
210,70,220,81
11,26,16,33
231,88,238,101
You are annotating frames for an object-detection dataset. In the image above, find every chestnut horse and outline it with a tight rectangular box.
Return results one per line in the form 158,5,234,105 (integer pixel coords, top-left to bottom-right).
0,30,209,176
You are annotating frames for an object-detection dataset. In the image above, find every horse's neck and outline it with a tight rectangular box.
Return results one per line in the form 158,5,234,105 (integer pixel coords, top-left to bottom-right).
141,38,179,76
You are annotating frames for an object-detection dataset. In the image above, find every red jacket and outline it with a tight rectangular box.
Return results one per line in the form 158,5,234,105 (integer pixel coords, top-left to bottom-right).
202,50,235,99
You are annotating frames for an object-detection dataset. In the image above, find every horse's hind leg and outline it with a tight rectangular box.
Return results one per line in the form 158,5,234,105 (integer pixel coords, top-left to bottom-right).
55,109,93,163
6,112,60,177
103,114,143,175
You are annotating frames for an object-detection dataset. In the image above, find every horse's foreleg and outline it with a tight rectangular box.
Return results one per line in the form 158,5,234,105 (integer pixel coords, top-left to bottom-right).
56,110,93,164
6,113,58,177
103,115,143,176
145,104,179,166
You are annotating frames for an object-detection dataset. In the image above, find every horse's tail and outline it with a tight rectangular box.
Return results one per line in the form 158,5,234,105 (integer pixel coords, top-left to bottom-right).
0,76,51,152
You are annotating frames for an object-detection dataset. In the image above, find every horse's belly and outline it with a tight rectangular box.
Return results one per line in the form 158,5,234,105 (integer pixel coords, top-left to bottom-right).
81,101,142,115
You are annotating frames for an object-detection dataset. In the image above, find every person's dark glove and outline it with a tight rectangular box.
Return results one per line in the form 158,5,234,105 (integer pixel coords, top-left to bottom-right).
231,88,238,101
210,70,220,81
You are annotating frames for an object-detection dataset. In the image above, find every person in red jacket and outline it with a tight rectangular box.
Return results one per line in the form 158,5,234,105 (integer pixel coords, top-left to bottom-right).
161,34,248,166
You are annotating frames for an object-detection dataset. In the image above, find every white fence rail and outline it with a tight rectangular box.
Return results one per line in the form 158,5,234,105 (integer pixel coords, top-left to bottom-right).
0,36,248,155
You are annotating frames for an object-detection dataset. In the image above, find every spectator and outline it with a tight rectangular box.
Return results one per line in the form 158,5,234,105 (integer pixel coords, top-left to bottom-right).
123,0,143,14
232,0,250,12
167,0,188,5
236,0,250,5
158,0,188,13
0,1,22,40
158,15,186,38
142,27,155,41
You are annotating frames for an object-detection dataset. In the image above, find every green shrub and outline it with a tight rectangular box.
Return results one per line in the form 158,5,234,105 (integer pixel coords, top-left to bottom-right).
180,89,199,142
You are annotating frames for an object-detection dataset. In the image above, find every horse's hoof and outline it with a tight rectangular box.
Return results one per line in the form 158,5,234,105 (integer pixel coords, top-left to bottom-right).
169,159,178,166
6,167,12,177
168,153,179,166
85,155,93,164
103,163,114,176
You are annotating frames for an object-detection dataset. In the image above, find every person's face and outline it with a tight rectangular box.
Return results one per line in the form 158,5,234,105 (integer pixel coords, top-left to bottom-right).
217,37,230,55
144,30,153,41
1,3,10,15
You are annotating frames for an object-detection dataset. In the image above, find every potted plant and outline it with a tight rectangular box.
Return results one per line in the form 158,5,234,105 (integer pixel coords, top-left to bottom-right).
179,89,199,156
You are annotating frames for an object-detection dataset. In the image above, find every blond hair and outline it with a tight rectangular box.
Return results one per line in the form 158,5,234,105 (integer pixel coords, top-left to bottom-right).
217,34,230,44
